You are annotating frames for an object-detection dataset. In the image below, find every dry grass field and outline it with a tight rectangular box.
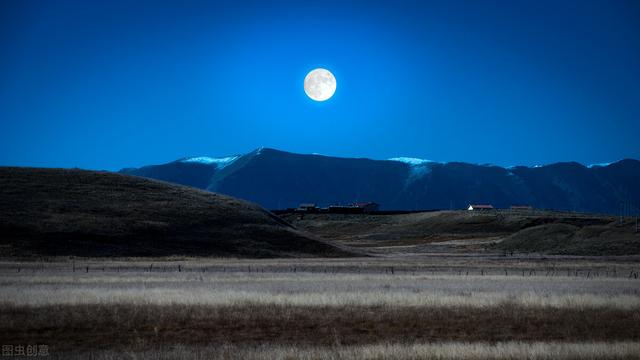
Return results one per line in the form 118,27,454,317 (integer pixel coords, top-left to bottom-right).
1,256,639,359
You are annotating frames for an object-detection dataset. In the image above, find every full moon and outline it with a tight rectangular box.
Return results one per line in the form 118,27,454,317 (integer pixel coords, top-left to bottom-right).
304,68,336,101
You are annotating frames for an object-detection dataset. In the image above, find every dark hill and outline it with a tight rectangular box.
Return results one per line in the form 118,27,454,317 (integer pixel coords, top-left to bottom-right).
0,167,352,258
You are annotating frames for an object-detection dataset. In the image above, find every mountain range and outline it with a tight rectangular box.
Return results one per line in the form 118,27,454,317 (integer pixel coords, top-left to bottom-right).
120,148,640,215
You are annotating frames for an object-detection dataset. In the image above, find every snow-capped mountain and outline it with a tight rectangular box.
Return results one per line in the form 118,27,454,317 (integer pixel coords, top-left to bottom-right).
120,148,640,214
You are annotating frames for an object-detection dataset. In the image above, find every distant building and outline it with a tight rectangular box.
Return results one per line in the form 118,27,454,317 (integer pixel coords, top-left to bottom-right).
510,205,533,211
353,202,380,213
328,202,380,214
296,203,318,213
467,204,494,211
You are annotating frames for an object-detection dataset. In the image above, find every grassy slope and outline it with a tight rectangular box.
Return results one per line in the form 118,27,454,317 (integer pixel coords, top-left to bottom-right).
283,211,640,255
496,220,640,255
0,167,352,258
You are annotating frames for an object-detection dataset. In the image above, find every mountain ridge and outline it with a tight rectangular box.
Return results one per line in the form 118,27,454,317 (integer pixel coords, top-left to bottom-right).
120,148,640,214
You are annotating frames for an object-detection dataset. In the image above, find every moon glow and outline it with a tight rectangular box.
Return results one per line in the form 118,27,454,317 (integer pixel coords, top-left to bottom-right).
304,68,336,101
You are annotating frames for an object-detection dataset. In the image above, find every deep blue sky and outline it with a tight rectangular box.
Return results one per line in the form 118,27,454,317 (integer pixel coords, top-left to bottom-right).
1,0,639,170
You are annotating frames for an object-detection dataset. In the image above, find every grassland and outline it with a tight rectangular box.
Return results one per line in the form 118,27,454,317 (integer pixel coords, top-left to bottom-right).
1,257,639,359
49,343,640,360
282,211,640,256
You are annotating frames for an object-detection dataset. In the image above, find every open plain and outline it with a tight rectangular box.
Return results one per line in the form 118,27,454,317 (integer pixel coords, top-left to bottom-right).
1,255,639,359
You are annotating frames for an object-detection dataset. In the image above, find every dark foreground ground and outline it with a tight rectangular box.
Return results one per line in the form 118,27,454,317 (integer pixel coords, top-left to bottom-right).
1,256,639,359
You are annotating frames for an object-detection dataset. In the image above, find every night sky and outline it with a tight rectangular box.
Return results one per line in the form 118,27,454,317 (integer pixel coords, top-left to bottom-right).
1,0,639,170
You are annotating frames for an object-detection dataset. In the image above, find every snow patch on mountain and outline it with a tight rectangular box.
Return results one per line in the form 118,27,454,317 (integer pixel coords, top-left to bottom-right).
389,157,434,166
180,156,240,169
388,157,435,184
